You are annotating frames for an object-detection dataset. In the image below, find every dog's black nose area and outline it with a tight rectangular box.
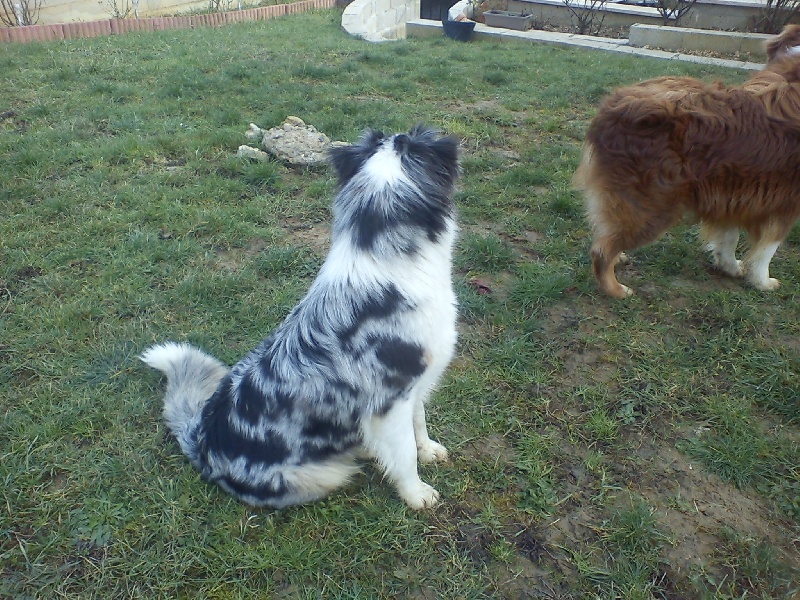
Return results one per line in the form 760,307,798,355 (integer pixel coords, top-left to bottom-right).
393,134,411,153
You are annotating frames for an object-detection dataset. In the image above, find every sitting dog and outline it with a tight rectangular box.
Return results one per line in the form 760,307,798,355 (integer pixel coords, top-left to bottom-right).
141,125,460,509
574,25,800,299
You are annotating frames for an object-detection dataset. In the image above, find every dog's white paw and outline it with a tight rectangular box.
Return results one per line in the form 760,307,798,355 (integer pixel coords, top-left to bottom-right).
728,260,744,277
753,277,780,291
401,481,440,510
712,255,743,277
418,440,449,464
612,283,634,299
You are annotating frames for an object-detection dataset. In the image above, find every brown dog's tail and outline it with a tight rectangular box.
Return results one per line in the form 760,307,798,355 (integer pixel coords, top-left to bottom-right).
766,24,800,64
572,143,592,192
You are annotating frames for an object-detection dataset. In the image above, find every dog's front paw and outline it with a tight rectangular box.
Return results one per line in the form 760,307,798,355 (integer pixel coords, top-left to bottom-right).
728,259,744,277
418,440,449,464
400,481,440,510
606,283,633,299
712,255,743,277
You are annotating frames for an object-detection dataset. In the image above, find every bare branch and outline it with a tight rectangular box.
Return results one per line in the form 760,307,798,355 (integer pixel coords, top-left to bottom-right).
563,0,607,35
654,0,698,26
0,0,43,26
752,0,800,34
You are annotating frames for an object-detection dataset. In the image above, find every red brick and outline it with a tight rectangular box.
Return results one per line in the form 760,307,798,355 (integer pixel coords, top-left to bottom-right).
11,26,34,43
94,20,112,36
25,24,43,40
42,24,65,40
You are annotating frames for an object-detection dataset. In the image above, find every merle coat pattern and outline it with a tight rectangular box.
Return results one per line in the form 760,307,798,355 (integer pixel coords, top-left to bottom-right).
141,126,460,509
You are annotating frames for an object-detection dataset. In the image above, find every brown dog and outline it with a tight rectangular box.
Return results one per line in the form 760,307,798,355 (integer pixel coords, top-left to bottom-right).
574,25,800,299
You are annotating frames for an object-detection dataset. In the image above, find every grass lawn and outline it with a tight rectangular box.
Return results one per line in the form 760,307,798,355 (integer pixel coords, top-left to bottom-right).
1,9,798,598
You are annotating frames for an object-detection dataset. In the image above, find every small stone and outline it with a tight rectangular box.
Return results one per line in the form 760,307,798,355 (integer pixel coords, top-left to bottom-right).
236,145,270,161
245,123,264,142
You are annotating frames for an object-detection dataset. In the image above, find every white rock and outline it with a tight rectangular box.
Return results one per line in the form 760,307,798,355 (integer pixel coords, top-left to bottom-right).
236,145,270,161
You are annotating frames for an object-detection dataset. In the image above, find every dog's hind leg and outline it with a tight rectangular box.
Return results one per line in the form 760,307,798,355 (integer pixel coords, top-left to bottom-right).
591,240,633,299
587,184,683,298
702,223,743,277
744,240,782,290
270,455,361,507
361,398,440,509
584,185,636,299
742,222,787,291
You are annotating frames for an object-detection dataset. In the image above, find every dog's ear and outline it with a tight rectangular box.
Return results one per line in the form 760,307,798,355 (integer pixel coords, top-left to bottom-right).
405,125,460,185
329,129,385,185
429,135,460,177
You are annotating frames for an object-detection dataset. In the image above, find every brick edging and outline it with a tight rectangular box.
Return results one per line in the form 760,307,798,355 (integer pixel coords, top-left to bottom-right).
0,0,336,43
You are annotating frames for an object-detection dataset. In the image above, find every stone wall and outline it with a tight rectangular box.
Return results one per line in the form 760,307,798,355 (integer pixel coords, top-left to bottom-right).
340,0,419,41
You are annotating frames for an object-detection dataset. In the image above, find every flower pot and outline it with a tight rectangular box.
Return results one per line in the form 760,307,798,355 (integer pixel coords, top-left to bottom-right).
442,19,475,42
482,10,534,31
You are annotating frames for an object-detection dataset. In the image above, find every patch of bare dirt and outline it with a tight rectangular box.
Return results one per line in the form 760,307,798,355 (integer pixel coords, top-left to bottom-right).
459,433,517,465
282,218,331,255
214,221,330,272
539,303,619,384
430,502,576,598
627,436,800,576
215,237,269,271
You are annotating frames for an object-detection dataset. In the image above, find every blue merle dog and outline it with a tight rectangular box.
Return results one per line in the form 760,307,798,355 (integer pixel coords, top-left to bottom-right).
141,125,460,509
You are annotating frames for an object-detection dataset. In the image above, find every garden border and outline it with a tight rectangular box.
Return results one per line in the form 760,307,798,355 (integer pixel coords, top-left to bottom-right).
0,0,334,43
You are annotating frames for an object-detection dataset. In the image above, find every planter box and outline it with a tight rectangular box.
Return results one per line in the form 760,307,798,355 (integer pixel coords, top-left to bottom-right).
483,10,534,30
629,23,770,56
442,19,476,41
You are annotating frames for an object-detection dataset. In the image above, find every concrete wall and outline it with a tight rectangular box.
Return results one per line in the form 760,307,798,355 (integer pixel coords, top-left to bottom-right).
629,23,771,55
505,0,792,32
341,0,419,41
507,0,664,28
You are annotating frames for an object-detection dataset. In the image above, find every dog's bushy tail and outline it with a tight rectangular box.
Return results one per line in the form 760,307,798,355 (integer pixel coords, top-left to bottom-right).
140,342,229,465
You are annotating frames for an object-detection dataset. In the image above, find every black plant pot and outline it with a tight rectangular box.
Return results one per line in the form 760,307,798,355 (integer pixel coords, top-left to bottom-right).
442,19,476,42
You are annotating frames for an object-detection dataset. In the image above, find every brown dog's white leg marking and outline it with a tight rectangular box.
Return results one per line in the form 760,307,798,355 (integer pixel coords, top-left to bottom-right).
745,241,781,290
703,225,743,277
